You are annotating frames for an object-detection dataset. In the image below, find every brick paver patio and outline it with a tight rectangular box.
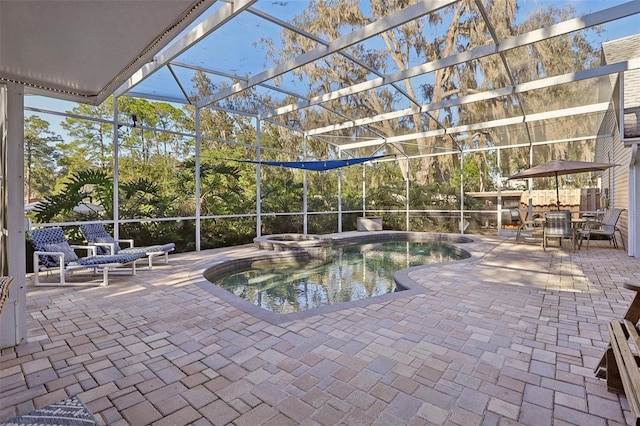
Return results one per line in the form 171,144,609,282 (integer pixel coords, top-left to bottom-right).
0,232,636,425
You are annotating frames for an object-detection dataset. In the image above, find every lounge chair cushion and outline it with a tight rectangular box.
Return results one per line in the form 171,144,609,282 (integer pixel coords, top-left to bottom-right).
43,241,79,264
71,253,144,266
95,236,121,254
119,243,175,255
142,243,175,253
28,227,70,268
81,224,174,255
30,227,147,270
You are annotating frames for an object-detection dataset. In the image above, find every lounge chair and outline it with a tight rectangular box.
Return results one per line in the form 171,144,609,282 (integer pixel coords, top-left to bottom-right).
578,208,625,250
515,209,543,243
543,210,575,251
28,227,145,287
80,223,175,270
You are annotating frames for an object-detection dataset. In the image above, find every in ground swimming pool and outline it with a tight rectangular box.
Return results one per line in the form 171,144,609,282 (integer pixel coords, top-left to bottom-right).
204,236,469,317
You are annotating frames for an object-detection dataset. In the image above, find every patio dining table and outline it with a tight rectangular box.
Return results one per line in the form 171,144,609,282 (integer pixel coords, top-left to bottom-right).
533,217,587,226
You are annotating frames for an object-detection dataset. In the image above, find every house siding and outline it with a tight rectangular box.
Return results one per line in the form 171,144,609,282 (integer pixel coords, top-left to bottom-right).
596,35,640,250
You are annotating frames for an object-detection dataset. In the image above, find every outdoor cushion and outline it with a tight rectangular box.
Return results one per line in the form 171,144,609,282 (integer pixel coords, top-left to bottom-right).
28,227,148,287
28,227,70,268
29,227,146,268
79,223,175,269
95,236,121,254
124,243,175,253
80,223,175,256
71,253,144,266
43,241,79,264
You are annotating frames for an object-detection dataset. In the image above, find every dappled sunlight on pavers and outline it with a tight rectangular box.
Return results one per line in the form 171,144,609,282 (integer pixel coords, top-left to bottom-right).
1,233,638,425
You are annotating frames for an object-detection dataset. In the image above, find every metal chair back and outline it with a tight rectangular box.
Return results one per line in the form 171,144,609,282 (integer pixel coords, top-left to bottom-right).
545,210,572,237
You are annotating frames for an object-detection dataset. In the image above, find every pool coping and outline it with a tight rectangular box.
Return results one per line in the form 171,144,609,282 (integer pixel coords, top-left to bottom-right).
194,231,474,325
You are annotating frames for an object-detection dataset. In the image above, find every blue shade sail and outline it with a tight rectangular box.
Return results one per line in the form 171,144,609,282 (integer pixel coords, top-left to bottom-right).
236,155,391,171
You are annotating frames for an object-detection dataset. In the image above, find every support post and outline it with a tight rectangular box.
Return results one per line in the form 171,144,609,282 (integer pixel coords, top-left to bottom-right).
256,120,262,237
406,162,410,231
630,144,639,257
0,82,26,348
303,137,308,234
113,98,120,239
338,150,342,233
195,108,201,251
362,165,366,217
460,152,465,234
497,148,503,235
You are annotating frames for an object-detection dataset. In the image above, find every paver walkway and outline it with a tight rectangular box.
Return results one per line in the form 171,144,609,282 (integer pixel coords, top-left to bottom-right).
0,233,636,425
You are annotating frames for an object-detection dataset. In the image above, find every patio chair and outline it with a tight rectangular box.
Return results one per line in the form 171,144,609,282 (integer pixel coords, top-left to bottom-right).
578,208,625,250
80,223,175,270
28,227,146,287
543,210,575,251
515,209,543,243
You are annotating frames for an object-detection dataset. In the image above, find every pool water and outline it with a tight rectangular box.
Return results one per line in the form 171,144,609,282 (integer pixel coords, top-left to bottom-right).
207,240,463,314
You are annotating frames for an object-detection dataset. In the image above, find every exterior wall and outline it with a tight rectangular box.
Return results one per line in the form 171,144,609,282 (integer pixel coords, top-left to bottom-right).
623,69,640,140
596,77,631,250
598,35,640,254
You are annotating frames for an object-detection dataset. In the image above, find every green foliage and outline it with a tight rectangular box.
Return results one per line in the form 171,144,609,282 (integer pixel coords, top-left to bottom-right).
119,178,167,218
59,100,115,174
33,170,112,223
174,156,249,216
32,169,184,246
24,115,61,201
261,169,304,234
451,154,487,193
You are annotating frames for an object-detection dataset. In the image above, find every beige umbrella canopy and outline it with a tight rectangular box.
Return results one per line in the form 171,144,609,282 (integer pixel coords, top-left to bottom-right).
508,160,616,209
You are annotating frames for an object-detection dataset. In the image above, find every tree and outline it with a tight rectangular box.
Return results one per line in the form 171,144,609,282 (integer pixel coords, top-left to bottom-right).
59,95,195,204
59,100,115,174
24,115,60,201
267,0,600,190
269,0,486,184
482,4,601,182
115,96,192,197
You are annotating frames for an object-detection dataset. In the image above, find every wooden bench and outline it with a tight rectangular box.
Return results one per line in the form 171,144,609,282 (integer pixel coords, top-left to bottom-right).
596,283,640,425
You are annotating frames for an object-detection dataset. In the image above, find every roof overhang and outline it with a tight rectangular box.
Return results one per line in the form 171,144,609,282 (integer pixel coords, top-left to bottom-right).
0,0,215,104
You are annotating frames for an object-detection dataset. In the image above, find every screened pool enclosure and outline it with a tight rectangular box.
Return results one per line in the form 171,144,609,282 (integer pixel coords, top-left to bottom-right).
11,1,640,243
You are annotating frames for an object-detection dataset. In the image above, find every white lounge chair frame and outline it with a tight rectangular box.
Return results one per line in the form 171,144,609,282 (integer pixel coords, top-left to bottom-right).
33,245,137,287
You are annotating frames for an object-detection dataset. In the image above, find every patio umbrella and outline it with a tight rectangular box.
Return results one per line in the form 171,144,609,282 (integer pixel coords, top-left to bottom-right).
508,160,616,209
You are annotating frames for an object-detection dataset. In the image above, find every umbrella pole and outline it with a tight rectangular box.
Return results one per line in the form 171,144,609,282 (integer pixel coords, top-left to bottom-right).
555,172,560,210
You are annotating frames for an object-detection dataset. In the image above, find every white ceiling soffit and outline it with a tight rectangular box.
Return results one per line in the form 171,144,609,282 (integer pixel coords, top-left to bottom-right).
0,0,215,104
